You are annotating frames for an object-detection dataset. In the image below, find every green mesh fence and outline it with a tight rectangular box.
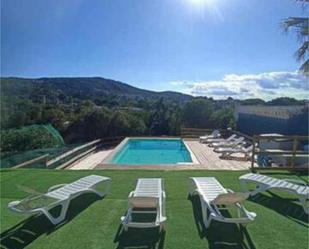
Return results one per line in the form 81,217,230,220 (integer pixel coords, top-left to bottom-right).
42,124,65,146
0,124,68,168
1,124,65,153
0,144,80,169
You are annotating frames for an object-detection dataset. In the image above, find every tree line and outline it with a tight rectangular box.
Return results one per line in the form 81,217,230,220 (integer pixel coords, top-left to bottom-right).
2,92,308,153
1,97,237,152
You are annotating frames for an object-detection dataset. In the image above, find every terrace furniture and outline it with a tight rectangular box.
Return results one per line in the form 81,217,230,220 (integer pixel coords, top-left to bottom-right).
239,173,309,214
8,175,111,225
199,130,221,143
211,137,245,149
207,134,237,146
121,178,166,231
188,177,256,228
216,145,253,160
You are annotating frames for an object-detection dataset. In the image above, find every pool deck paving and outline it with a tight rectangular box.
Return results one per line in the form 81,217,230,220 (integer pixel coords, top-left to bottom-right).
184,140,251,170
69,149,114,170
69,139,253,170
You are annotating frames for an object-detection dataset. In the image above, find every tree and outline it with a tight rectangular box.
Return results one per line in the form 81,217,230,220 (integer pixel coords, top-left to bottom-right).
168,108,181,135
83,107,112,139
149,99,172,135
65,107,112,142
282,0,309,76
6,111,27,128
182,98,214,128
77,100,96,117
1,125,64,152
266,97,305,106
240,98,265,106
126,114,147,136
41,107,66,131
109,111,131,136
27,105,42,125
210,108,235,129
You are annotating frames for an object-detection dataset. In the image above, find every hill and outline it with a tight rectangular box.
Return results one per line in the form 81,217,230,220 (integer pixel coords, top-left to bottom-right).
0,77,193,104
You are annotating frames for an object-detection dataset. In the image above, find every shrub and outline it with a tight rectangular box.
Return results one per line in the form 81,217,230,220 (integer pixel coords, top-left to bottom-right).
1,124,64,153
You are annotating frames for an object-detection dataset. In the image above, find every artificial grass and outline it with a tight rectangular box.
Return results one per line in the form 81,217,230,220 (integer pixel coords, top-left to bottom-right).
0,169,308,249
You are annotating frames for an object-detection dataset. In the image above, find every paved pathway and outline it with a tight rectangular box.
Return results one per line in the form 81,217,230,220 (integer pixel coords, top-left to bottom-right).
69,149,113,170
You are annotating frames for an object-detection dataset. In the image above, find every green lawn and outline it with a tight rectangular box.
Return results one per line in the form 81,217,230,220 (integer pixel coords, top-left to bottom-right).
0,169,308,249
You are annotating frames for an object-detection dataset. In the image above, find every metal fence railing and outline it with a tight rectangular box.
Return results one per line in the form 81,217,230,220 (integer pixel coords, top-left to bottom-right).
4,136,124,170
251,135,309,171
180,127,215,138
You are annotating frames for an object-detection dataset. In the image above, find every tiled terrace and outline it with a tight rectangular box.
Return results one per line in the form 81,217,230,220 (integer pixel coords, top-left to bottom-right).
184,140,251,170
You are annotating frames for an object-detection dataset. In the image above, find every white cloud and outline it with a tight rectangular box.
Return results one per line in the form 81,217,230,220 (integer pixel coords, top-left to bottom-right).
169,71,309,100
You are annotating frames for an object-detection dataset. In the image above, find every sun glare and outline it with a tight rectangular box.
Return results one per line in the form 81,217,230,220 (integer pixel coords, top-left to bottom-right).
189,0,215,6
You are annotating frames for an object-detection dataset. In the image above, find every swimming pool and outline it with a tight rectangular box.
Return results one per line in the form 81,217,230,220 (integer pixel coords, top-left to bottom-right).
107,138,194,165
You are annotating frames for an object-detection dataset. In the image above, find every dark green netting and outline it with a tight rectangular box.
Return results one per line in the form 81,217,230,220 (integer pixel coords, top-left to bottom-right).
0,124,70,168
0,144,79,169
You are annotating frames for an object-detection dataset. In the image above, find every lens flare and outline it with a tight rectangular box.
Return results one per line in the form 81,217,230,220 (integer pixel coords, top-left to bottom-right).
189,0,215,6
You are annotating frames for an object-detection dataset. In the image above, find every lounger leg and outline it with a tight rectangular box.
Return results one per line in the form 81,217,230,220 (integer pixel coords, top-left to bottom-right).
240,222,248,228
204,213,212,229
188,181,194,196
221,152,230,159
43,200,70,225
91,188,106,198
299,197,308,215
249,184,268,196
240,180,266,196
240,180,249,193
91,179,111,197
200,200,212,229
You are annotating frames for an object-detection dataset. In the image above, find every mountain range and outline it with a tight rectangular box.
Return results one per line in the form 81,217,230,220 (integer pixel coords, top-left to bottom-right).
1,77,307,107
1,77,193,103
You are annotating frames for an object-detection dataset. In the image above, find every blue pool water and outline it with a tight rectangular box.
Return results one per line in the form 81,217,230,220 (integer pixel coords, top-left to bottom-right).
111,139,193,164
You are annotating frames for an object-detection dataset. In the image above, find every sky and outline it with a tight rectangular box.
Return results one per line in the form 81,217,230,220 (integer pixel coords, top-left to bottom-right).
1,0,308,100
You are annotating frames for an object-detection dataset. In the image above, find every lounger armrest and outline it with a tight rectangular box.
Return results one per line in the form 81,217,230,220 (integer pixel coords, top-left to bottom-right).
48,184,68,192
8,200,22,211
128,191,135,197
226,189,234,193
212,190,249,205
282,179,308,186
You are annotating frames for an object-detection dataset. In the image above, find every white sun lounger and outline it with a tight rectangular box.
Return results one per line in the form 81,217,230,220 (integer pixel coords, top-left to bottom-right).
216,145,253,160
207,134,237,146
199,130,221,143
239,173,309,214
121,178,166,231
188,177,256,228
211,137,245,149
8,175,111,225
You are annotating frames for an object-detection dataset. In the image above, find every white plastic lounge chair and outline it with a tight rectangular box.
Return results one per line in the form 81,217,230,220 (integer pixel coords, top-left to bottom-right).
207,134,237,146
188,177,256,228
211,137,245,149
121,178,166,231
199,130,221,143
8,175,111,225
239,173,309,214
216,145,253,160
